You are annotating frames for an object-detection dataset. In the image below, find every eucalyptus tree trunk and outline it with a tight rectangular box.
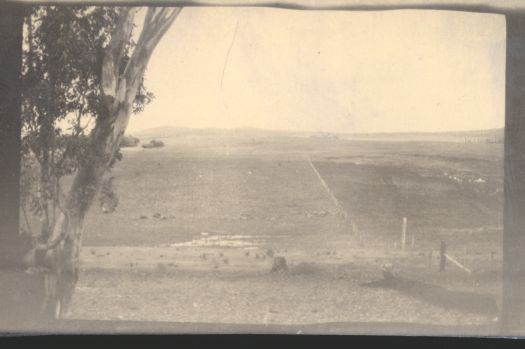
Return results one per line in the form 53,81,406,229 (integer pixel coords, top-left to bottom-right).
26,7,182,319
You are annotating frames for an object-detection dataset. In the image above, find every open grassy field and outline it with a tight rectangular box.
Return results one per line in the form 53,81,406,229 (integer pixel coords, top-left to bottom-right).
62,128,503,326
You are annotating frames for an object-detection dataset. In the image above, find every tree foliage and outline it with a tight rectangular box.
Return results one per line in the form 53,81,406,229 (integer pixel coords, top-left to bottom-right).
120,134,140,147
20,6,154,240
19,7,181,319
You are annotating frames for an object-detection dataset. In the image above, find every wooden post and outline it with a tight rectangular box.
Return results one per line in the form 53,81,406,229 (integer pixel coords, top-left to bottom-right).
439,241,446,272
353,222,363,246
401,217,407,250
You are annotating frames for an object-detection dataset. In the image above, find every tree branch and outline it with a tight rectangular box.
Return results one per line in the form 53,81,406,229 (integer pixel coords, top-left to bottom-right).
100,7,138,106
123,8,182,89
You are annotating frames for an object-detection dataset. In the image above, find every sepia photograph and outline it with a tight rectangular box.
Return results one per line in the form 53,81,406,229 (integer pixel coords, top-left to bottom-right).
0,0,524,338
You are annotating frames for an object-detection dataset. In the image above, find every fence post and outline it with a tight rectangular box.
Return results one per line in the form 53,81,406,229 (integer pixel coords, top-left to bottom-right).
356,223,363,246
439,240,446,272
401,217,407,250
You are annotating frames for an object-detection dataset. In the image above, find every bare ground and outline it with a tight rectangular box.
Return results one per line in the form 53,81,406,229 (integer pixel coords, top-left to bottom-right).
67,230,501,326
22,136,503,329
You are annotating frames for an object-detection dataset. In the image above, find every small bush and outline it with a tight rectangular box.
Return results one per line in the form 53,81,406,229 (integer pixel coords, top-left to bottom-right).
120,135,140,147
142,139,165,149
271,256,288,272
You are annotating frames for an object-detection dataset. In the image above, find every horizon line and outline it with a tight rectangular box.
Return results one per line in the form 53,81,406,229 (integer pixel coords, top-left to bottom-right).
127,124,504,136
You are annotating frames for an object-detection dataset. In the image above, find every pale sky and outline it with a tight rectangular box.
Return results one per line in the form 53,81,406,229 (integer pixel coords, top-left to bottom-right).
126,8,506,134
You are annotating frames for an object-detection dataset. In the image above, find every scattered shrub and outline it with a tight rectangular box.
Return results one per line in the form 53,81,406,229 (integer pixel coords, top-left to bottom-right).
142,139,165,149
271,256,288,272
120,135,140,147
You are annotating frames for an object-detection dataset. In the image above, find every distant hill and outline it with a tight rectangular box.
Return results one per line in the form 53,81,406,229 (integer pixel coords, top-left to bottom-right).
132,126,305,140
130,126,504,144
342,128,504,143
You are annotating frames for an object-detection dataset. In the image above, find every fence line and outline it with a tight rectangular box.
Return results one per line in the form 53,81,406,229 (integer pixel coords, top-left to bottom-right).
445,253,473,274
304,154,349,219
